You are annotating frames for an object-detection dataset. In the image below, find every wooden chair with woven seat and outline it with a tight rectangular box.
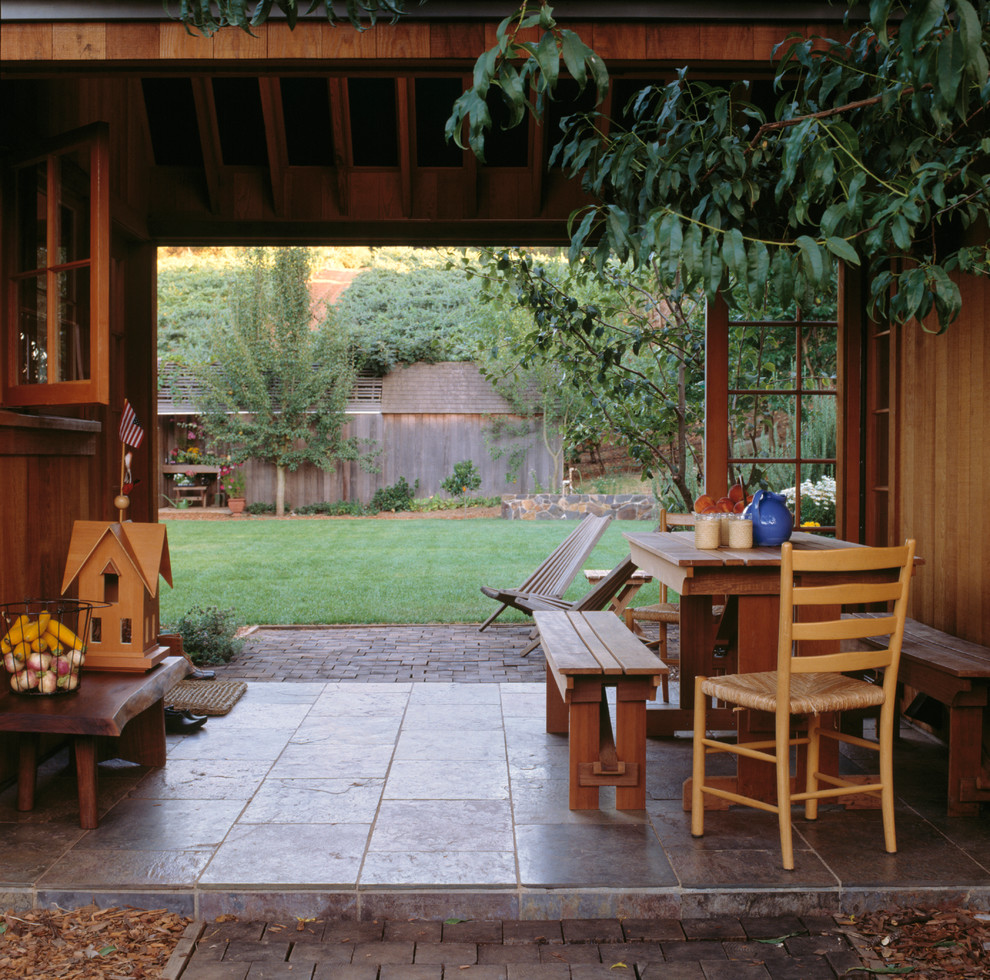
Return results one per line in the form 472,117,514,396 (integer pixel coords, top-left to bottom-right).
690,538,917,870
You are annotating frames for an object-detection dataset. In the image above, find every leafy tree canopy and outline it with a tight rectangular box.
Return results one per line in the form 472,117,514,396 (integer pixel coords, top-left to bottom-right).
194,247,375,516
330,248,486,373
445,1,989,333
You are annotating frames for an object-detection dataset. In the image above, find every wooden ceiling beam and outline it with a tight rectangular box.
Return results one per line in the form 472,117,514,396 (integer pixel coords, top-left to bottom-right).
258,77,287,217
189,77,222,215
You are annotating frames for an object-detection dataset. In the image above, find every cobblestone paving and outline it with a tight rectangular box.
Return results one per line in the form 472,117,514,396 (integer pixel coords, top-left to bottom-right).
174,912,867,979
211,623,671,684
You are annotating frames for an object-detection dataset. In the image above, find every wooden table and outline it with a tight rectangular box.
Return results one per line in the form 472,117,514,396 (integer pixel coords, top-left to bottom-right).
0,656,188,828
536,610,667,809
582,568,653,617
162,464,221,506
623,530,900,802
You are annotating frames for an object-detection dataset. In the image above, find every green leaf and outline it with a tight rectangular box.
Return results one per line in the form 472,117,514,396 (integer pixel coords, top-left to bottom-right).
97,945,117,956
745,240,770,306
824,236,860,265
560,31,588,90
796,235,824,284
722,228,747,285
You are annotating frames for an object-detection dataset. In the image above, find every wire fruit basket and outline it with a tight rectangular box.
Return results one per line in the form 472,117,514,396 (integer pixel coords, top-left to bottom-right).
0,599,104,695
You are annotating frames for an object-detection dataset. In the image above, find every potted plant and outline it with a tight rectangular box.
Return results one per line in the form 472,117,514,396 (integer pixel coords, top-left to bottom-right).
220,463,246,514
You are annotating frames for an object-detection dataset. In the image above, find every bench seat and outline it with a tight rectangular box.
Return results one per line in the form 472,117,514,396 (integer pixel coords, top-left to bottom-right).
854,614,990,815
534,610,667,810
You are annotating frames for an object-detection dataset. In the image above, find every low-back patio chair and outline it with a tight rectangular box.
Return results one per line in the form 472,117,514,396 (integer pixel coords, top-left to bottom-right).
479,513,612,631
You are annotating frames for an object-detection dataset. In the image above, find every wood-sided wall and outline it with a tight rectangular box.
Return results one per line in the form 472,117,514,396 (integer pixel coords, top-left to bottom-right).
894,275,989,645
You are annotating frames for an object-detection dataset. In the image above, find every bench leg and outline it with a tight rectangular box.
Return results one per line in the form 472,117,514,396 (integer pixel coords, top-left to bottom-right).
117,698,168,767
947,699,986,816
74,735,99,830
569,698,600,810
616,691,648,810
546,664,569,734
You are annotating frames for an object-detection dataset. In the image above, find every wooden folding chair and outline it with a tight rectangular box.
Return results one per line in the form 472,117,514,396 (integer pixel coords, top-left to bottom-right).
479,514,612,630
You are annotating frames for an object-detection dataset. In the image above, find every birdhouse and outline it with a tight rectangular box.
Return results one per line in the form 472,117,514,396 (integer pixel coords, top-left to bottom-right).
60,521,172,671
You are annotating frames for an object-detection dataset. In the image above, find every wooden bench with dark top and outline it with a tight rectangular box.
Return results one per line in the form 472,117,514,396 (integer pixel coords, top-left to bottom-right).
854,614,990,815
535,610,667,810
0,656,189,828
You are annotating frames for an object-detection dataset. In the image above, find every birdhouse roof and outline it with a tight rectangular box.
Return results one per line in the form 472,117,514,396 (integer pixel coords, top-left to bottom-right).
61,521,173,597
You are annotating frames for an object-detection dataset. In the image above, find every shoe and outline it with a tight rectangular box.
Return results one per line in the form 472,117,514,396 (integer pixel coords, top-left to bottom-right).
165,706,208,734
187,666,216,680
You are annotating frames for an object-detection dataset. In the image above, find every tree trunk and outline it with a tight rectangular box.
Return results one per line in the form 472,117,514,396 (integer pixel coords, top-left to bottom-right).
276,464,287,517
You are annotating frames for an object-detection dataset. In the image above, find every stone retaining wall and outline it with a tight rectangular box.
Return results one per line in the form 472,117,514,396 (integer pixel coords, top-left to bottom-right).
501,493,657,521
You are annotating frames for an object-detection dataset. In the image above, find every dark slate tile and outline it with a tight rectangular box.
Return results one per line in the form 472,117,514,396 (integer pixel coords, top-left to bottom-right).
350,941,414,965
320,921,385,943
598,942,664,966
638,964,705,979
183,963,251,980
478,943,542,964
506,966,567,980
516,824,675,888
782,934,851,958
222,940,292,962
378,966,440,980
312,966,378,980
289,944,352,967
245,964,315,979
570,966,636,979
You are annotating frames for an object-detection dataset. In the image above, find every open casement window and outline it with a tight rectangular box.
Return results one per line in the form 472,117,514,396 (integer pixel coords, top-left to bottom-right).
3,123,110,406
706,294,838,532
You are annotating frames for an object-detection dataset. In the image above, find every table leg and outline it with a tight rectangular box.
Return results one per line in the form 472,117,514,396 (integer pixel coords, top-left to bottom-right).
17,733,39,812
116,698,167,767
74,735,99,830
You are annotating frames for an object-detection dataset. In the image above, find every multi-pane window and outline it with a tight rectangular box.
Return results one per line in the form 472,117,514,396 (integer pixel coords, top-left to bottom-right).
4,124,108,406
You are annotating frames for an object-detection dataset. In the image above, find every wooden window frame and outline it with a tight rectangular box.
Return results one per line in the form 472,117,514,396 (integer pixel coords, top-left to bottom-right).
3,123,110,407
706,293,839,531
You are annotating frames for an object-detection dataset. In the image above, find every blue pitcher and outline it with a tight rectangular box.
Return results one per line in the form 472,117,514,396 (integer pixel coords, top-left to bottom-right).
743,489,793,546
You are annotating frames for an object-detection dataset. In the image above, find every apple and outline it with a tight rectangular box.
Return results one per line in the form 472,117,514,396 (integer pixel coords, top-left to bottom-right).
715,496,735,512
729,483,745,503
733,500,747,513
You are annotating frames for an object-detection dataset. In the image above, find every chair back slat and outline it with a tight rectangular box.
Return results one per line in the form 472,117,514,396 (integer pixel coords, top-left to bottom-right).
518,514,611,598
778,539,915,683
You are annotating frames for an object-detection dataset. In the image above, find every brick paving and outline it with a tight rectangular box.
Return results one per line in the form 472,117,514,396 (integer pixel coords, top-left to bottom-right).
212,623,670,684
171,913,867,979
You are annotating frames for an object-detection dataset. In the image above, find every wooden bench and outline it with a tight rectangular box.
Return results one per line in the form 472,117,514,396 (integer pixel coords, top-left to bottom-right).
0,656,189,828
534,610,667,810
582,568,653,616
174,484,208,506
854,614,990,816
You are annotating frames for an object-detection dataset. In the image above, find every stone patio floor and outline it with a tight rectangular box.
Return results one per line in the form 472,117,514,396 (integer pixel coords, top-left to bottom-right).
1,623,987,977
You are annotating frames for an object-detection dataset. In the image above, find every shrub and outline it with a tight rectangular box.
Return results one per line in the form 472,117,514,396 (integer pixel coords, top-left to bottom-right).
163,605,243,666
370,476,419,513
295,500,368,516
782,476,836,527
246,502,276,514
441,460,482,499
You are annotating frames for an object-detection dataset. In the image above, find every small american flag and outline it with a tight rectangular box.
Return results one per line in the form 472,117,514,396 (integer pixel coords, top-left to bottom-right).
119,399,145,448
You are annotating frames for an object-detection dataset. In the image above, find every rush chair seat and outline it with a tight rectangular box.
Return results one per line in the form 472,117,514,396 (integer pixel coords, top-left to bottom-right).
690,538,916,870
479,514,612,631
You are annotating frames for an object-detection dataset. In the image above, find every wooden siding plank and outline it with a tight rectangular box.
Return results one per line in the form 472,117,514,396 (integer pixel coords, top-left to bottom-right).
321,22,377,59
376,23,430,60
159,22,215,59
645,24,702,61
0,23,53,60
430,23,484,60
214,26,264,59
106,23,159,61
591,23,646,61
699,24,755,61
265,23,319,59
53,24,106,60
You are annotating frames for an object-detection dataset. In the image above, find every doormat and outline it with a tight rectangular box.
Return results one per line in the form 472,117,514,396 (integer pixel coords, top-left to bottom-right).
165,680,247,716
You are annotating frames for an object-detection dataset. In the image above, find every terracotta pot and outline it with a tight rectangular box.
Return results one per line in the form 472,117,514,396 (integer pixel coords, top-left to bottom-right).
227,497,247,514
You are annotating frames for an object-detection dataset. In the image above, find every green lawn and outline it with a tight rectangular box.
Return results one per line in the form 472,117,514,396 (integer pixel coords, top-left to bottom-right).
159,518,662,627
